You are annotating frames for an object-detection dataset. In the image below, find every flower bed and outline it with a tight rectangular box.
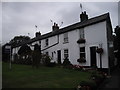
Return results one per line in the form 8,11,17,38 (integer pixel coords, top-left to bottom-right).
63,64,86,71
76,68,107,90
62,64,107,89
77,58,86,63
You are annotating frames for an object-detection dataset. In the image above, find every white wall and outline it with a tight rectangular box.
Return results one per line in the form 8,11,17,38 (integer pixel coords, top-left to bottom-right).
41,21,109,68
85,21,108,68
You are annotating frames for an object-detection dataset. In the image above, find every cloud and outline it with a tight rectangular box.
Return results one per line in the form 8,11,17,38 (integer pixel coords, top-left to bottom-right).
118,1,120,25
0,2,2,44
2,2,118,44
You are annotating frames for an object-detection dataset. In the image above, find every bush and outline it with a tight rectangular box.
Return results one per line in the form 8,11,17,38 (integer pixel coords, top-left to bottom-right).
13,54,32,65
91,72,104,86
79,80,97,90
63,57,71,66
41,54,51,66
72,65,84,71
77,57,86,63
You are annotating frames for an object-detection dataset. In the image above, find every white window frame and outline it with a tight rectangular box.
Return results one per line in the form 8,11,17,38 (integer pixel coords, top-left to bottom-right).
63,33,69,43
80,47,86,59
64,49,69,58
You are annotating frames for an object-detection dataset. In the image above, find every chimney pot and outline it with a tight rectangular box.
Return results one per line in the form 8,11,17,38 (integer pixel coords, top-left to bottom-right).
52,23,59,31
35,31,41,37
80,11,88,22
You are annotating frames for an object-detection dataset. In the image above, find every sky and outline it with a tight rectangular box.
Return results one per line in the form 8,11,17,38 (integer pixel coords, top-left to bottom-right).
1,1,119,45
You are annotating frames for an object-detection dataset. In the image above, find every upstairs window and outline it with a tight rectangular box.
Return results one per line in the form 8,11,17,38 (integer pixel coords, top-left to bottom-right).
45,39,49,46
63,33,69,43
79,29,84,39
64,49,69,58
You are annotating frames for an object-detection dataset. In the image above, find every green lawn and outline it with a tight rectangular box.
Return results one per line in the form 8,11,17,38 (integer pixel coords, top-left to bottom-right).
2,62,92,88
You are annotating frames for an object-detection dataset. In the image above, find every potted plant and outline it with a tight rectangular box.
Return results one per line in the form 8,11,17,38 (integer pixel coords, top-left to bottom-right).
77,57,86,63
96,48,103,54
77,38,86,44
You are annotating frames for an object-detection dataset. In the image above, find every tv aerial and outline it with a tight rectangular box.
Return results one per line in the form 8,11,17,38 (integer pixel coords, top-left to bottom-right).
50,19,63,28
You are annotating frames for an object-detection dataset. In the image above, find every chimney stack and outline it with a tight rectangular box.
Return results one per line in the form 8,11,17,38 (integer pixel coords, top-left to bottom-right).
80,11,88,22
35,31,41,37
52,22,59,31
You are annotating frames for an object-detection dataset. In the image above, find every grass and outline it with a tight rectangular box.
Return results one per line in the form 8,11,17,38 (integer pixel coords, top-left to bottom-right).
2,62,92,88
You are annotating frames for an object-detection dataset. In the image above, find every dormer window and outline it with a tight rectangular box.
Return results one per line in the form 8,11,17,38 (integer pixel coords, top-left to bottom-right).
63,32,69,43
45,39,49,46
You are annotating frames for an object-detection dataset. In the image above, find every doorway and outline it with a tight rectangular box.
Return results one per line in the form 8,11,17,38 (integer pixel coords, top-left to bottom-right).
57,50,61,64
90,46,97,67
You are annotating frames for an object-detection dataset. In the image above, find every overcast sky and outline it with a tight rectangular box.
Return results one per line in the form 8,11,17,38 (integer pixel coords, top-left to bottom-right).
2,2,118,45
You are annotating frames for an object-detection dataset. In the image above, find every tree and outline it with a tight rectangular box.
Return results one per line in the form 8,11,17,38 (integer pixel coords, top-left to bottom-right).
16,44,32,65
32,44,41,68
18,44,32,55
9,36,30,47
114,26,120,66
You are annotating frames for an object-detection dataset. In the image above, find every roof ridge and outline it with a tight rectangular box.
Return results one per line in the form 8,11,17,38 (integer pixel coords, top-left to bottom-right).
60,12,109,30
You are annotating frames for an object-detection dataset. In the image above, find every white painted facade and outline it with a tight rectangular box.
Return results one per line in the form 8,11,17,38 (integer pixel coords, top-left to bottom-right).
35,21,109,68
12,13,114,69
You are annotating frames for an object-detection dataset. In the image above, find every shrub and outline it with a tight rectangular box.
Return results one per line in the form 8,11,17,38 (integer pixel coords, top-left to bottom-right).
79,80,97,90
13,54,32,65
77,57,86,63
91,72,104,86
63,57,71,66
72,65,84,71
41,54,51,66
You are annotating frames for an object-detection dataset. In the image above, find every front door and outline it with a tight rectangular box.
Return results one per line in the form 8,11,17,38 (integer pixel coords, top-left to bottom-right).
57,50,61,64
90,47,97,67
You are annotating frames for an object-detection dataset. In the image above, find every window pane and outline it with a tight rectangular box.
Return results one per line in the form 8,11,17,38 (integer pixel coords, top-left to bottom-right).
64,33,68,43
80,29,84,38
80,47,86,59
80,47,85,52
64,49,69,58
64,49,68,53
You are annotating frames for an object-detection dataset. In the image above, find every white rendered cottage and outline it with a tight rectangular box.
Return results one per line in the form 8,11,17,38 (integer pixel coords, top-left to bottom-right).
12,11,114,71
